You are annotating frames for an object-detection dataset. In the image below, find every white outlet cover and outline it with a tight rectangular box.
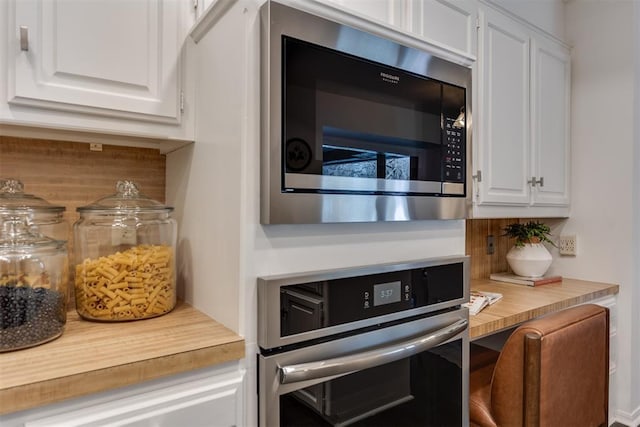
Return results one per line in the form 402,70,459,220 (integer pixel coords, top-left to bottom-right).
558,235,577,256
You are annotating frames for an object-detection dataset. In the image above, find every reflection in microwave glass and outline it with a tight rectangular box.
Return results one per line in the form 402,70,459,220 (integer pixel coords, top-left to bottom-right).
322,145,411,180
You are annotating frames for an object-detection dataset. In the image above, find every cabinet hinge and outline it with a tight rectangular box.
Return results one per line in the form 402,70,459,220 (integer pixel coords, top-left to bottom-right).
193,0,198,10
472,170,482,183
180,91,185,114
475,16,480,30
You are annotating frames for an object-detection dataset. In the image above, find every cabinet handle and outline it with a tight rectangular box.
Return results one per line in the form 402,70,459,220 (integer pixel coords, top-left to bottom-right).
528,177,544,187
20,26,28,51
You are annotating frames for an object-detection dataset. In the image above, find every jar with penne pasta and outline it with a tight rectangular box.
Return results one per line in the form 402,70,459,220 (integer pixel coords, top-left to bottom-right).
73,181,177,321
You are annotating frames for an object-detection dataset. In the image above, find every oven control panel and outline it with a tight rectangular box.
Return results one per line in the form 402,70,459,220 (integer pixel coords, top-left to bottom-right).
279,262,464,338
363,280,411,309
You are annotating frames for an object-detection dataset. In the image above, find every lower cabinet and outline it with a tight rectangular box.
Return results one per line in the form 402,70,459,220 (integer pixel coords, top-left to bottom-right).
1,365,244,427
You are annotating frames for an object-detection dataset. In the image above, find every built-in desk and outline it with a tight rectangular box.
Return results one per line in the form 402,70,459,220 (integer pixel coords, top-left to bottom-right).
469,278,619,340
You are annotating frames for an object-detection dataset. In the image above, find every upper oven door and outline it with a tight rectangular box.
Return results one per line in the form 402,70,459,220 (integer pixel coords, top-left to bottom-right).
258,307,469,427
283,36,465,196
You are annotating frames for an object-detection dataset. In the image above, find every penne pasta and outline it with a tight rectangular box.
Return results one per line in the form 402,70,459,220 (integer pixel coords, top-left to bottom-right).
75,244,175,321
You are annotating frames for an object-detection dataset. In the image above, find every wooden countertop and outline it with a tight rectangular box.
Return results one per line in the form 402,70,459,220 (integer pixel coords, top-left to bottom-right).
470,277,619,340
0,302,245,415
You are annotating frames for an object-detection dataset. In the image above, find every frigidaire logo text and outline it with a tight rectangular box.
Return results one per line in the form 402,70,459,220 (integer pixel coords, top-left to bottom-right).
380,72,400,84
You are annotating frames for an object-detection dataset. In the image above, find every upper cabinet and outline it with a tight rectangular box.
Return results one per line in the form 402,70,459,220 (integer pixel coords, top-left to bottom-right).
2,0,195,150
530,35,571,207
408,0,478,58
471,4,570,218
323,0,405,28
323,0,477,60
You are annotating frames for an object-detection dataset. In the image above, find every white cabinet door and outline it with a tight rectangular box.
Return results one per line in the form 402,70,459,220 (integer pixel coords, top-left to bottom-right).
408,0,477,57
324,0,405,28
476,6,530,206
13,368,245,427
9,0,181,124
531,35,570,206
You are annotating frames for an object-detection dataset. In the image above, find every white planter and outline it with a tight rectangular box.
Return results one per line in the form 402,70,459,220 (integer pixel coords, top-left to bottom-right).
506,243,553,277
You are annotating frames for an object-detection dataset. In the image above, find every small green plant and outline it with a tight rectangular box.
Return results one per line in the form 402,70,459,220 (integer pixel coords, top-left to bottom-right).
503,221,557,247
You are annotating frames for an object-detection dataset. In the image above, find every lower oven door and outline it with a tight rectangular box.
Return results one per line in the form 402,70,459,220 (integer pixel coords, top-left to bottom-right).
258,308,469,427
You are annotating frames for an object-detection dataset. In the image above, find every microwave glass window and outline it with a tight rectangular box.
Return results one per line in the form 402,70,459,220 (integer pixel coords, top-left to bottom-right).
321,144,416,181
278,339,463,426
283,36,456,187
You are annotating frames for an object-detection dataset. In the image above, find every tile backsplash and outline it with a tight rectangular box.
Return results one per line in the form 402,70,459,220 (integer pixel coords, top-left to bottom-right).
466,218,517,280
466,218,564,279
0,136,166,250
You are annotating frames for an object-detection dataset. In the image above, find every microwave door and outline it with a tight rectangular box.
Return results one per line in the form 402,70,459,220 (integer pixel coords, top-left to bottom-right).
282,36,446,196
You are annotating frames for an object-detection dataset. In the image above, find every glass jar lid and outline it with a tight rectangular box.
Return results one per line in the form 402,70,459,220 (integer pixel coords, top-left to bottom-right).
0,215,64,251
0,178,65,214
76,180,173,213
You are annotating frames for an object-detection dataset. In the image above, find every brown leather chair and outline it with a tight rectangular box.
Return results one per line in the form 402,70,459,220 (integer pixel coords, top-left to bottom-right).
469,304,609,427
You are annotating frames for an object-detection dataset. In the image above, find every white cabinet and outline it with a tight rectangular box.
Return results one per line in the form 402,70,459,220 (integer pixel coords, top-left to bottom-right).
323,0,405,28
2,0,195,149
0,366,245,427
321,0,476,60
408,0,478,58
475,6,530,206
472,4,570,218
530,35,571,207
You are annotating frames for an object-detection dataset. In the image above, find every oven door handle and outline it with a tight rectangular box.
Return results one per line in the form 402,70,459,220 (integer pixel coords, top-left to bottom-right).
278,317,467,385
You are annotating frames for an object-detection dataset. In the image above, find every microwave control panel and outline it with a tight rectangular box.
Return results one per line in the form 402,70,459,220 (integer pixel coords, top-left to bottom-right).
444,117,464,183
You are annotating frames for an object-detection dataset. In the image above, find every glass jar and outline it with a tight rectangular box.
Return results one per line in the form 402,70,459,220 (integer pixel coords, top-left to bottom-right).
0,215,68,352
74,181,177,321
0,178,67,241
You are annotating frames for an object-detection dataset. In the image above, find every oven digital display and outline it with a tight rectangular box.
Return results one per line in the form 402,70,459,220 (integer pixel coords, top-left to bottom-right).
373,281,402,306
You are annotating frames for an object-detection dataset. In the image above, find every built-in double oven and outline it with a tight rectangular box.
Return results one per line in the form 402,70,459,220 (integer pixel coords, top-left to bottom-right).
257,256,470,426
261,1,471,224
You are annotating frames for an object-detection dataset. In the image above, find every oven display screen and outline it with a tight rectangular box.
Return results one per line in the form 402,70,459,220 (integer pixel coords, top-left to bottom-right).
373,281,402,306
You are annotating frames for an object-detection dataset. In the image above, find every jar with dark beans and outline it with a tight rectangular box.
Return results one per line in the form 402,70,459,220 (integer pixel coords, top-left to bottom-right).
0,286,65,351
0,215,68,352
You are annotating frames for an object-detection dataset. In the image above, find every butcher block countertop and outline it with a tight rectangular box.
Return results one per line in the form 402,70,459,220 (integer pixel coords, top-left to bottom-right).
0,302,244,415
470,277,619,339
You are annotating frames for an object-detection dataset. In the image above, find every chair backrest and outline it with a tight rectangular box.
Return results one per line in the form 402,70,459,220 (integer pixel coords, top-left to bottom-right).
490,304,609,427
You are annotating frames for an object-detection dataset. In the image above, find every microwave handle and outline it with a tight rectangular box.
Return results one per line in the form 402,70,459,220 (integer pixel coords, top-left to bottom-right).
279,317,468,385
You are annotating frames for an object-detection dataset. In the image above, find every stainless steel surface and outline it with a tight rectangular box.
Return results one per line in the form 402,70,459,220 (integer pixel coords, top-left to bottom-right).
443,182,465,195
258,255,469,350
260,0,472,224
286,173,443,194
20,26,28,51
279,317,468,384
258,307,470,427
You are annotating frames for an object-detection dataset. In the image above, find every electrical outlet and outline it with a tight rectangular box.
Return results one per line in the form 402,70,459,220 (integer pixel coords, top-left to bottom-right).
558,235,577,256
487,235,495,255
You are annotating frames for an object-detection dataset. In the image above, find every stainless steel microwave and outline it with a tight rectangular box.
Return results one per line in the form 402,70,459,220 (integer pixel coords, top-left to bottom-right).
260,1,471,224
